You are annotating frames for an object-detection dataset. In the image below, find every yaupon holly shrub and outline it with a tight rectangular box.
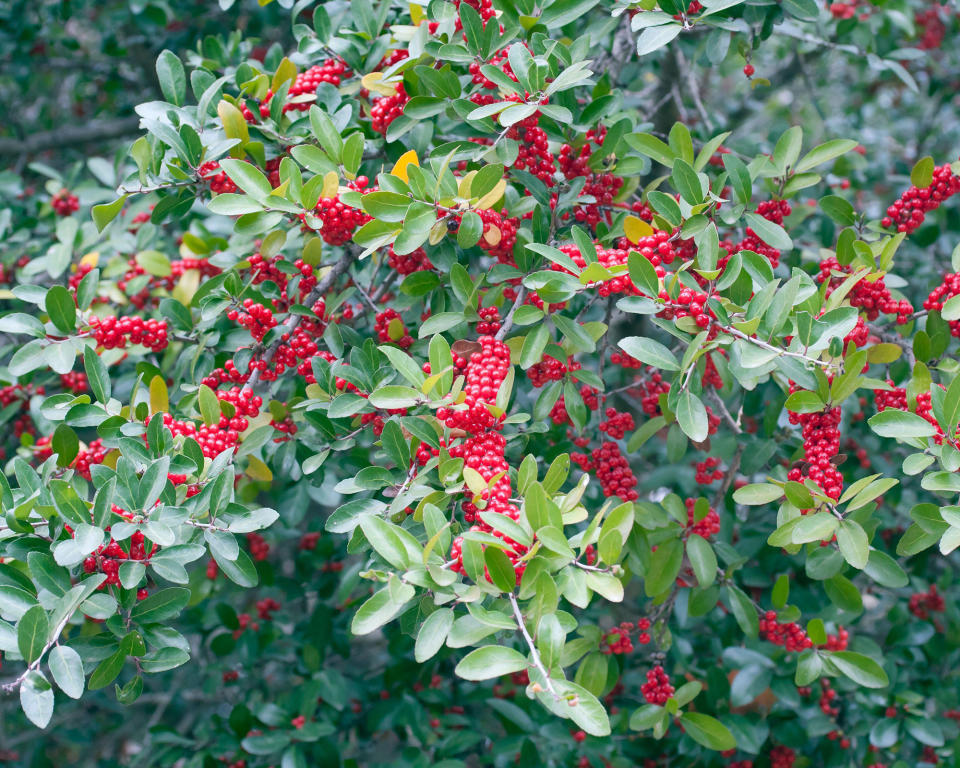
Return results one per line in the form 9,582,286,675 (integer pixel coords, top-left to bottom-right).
2,0,960,766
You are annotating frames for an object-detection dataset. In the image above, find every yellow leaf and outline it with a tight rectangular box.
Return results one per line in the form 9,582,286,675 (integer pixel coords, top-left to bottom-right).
270,179,290,197
391,149,420,182
361,71,398,97
458,170,477,199
271,57,297,92
409,2,426,25
217,100,249,158
80,251,100,269
476,178,506,210
149,376,169,415
428,219,448,245
102,450,120,470
172,268,201,305
245,456,273,482
302,236,323,265
483,224,502,246
422,372,443,395
321,171,339,200
624,215,654,244
387,316,406,341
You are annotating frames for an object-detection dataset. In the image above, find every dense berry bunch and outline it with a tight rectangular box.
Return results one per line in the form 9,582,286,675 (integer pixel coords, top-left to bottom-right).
309,194,372,245
198,161,237,194
438,336,511,434
370,83,409,135
89,315,169,352
924,273,960,337
51,188,79,216
641,665,674,705
881,163,960,233
685,498,720,539
598,407,634,439
375,308,413,348
786,399,843,500
694,456,724,485
759,611,813,652
909,585,946,619
228,300,277,342
260,59,351,115
387,245,433,275
817,257,913,323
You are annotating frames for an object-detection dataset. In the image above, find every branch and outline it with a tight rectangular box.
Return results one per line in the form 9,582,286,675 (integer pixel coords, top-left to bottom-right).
0,116,141,157
508,593,561,701
495,285,527,341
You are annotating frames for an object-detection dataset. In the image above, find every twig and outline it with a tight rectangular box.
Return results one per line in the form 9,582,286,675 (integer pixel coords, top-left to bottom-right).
722,326,835,368
713,443,745,509
508,593,561,701
495,286,527,341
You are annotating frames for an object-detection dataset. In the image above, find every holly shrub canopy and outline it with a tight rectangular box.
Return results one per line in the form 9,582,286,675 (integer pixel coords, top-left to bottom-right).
1,1,960,767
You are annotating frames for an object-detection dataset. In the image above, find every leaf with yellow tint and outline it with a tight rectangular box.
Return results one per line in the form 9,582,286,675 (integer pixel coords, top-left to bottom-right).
361,71,398,97
391,149,420,182
409,3,425,25
483,224,502,246
217,100,249,158
172,268,201,305
246,456,273,482
387,317,406,341
475,179,506,210
79,252,100,269
149,376,169,415
624,215,654,244
271,57,297,92
428,219,448,245
320,171,339,199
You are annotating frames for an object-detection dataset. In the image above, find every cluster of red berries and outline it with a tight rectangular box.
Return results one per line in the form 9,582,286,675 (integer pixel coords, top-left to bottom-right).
438,336,510,434
159,410,246,459
825,728,850,748
786,396,843,500
375,308,413,348
197,161,237,194
259,59,351,117
694,456,724,485
769,746,796,768
760,611,813,652
875,385,945,444
641,665,674,705
658,286,715,328
685,497,720,539
817,257,913,324
59,371,88,393
915,6,947,49
819,679,840,717
823,628,849,651
227,300,277,342
571,441,639,501
924,273,960,337
600,618,651,654
829,0,867,20
89,315,169,352
247,533,270,561
256,598,281,620
527,355,571,387
370,83,408,135
51,188,79,216
309,193,372,246
83,526,155,590
475,208,519,263
475,306,500,335
73,438,109,480
881,162,960,233
387,245,433,275
909,585,945,619
598,407,634,439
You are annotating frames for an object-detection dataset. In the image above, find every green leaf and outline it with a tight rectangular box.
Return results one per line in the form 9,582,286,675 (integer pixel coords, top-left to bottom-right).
635,24,682,56
156,50,186,105
676,390,708,442
910,156,934,188
17,605,48,664
45,285,77,334
88,649,125,690
836,520,869,569
795,140,858,172
368,386,421,409
83,346,110,403
679,712,737,751
484,547,517,593
671,158,705,205
131,588,190,624
48,645,84,699
828,651,889,688
733,483,784,505
818,195,856,226
868,409,937,438
791,512,838,544
617,337,679,370
92,196,127,232
686,534,716,587
414,608,454,663
645,538,683,597
351,580,415,635
20,671,54,728
454,645,529,681
744,213,792,251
